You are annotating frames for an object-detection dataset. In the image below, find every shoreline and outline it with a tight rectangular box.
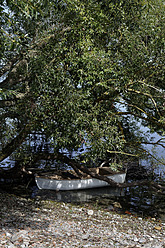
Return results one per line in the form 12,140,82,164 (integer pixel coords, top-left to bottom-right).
0,191,164,247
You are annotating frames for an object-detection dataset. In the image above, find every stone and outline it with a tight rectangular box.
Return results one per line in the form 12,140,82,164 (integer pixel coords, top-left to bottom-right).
113,202,122,208
154,226,162,231
82,234,90,240
11,230,29,242
6,231,12,237
7,243,17,248
127,228,132,234
87,209,94,216
139,237,146,243
133,236,139,242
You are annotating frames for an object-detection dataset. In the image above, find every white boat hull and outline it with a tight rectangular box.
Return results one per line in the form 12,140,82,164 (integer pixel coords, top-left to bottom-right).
35,172,126,191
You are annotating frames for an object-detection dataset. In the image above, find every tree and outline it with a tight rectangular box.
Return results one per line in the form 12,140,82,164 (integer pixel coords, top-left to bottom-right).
0,0,165,186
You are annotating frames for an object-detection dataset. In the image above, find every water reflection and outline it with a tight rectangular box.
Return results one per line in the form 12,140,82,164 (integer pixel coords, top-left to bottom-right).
32,184,165,220
33,186,124,203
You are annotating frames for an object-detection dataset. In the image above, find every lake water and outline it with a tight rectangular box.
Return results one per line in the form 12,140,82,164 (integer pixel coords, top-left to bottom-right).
140,129,165,179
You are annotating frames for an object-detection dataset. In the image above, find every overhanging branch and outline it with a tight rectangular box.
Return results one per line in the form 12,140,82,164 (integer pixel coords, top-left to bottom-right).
107,150,139,157
127,88,162,118
2,150,164,190
33,151,165,189
0,124,30,162
0,56,20,78
0,59,28,89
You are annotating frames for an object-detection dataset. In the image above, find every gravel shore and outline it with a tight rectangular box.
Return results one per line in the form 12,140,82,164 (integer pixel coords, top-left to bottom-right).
0,191,165,248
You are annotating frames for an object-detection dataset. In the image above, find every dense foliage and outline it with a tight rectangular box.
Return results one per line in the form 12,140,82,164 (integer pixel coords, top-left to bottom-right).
0,0,165,178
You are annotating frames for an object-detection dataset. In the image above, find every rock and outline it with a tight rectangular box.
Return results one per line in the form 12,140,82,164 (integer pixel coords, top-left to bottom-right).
152,246,164,248
11,230,29,243
133,236,139,242
5,231,12,237
87,209,94,216
82,234,90,240
113,202,122,208
127,228,132,234
21,244,29,248
139,237,146,243
7,243,17,248
154,226,162,231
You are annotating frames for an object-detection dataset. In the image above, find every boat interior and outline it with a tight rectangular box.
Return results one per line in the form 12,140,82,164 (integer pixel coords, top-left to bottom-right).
36,167,123,180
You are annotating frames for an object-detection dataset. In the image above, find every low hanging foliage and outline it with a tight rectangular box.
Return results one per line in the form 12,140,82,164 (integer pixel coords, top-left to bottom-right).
0,0,165,179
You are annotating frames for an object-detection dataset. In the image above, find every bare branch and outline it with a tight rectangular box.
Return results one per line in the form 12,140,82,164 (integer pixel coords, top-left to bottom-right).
127,88,162,118
107,150,139,157
139,80,163,93
130,145,165,166
138,140,165,149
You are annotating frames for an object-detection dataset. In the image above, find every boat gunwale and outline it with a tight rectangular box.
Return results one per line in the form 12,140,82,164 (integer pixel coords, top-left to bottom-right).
35,173,126,181
35,170,126,181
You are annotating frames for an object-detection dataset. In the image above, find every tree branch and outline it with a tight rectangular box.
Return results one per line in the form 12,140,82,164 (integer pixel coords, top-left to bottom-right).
0,59,28,89
2,150,164,190
127,88,162,118
0,56,20,78
107,150,139,157
0,124,30,162
37,152,165,189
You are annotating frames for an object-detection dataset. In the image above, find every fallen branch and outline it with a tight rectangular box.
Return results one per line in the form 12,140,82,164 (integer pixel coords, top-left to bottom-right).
1,151,165,191
24,151,165,190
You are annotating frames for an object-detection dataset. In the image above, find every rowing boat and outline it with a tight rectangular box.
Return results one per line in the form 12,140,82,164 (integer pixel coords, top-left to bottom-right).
35,167,126,191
